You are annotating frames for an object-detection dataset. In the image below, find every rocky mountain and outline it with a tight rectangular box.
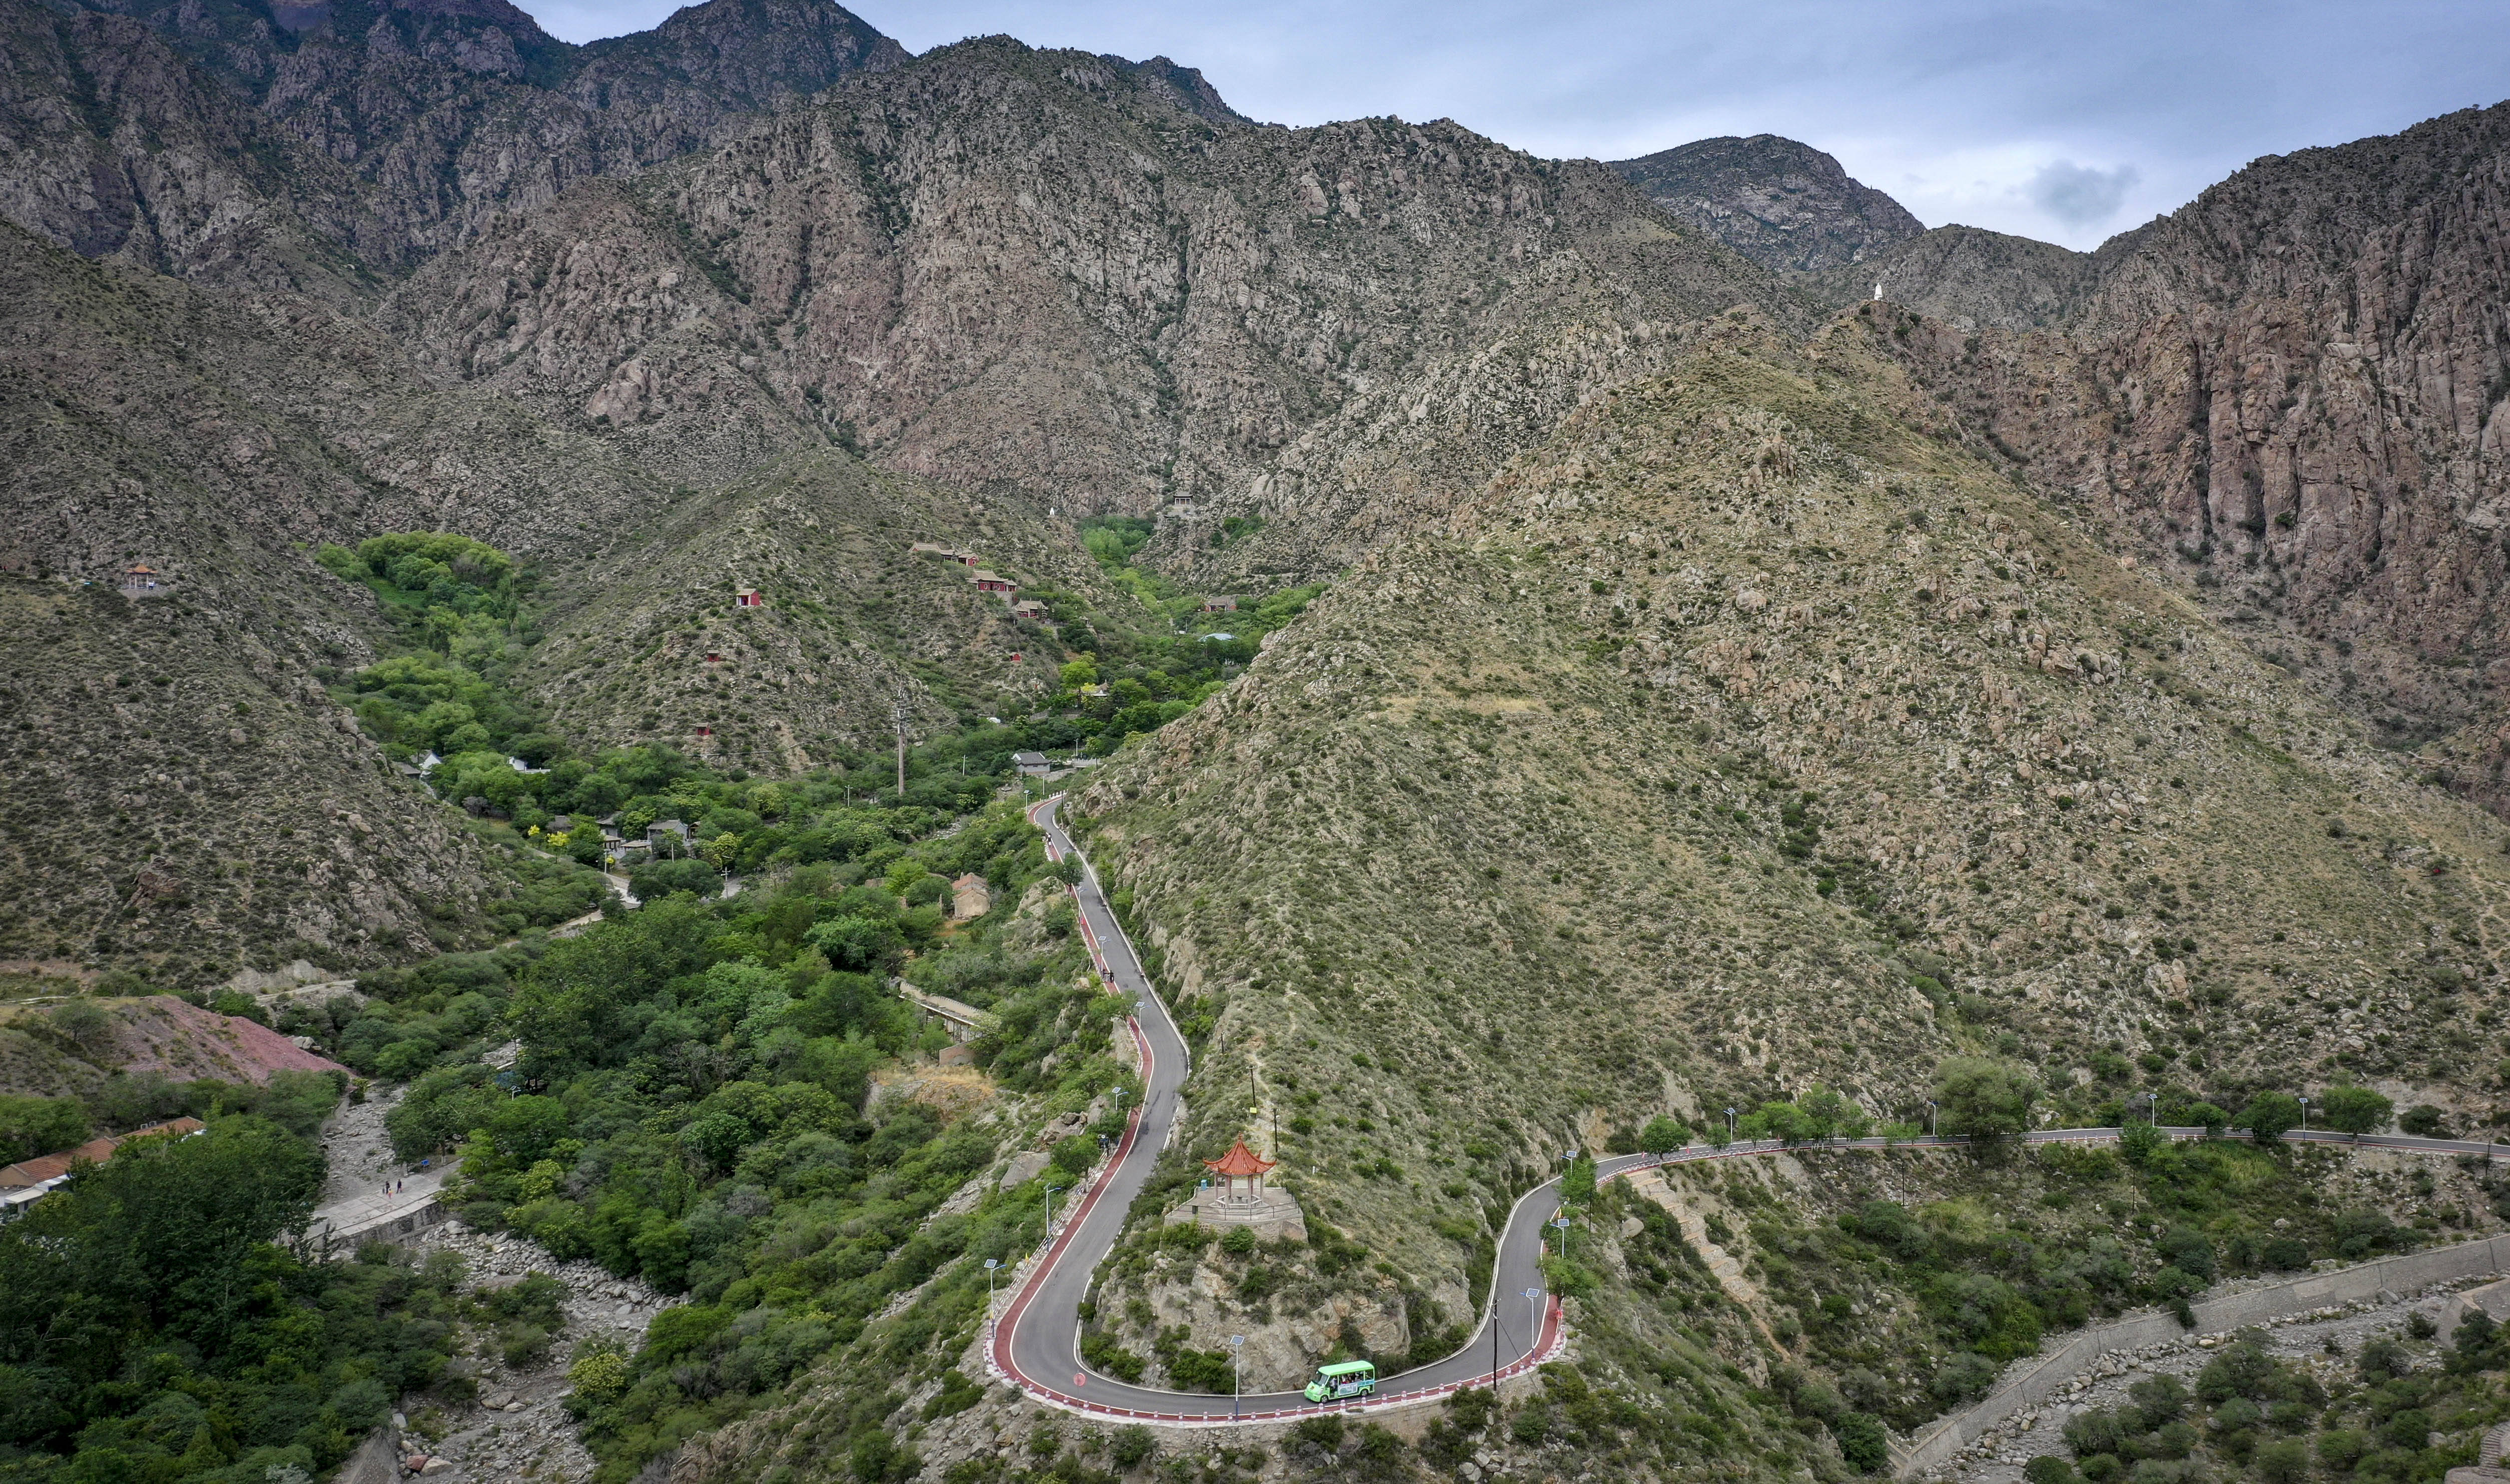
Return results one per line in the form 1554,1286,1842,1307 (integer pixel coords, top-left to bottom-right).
1865,103,2510,812
0,0,903,291
515,446,1113,770
1611,133,1925,273
0,218,657,978
1075,309,2510,1326
378,37,1800,531
0,197,1083,973
1806,223,2099,330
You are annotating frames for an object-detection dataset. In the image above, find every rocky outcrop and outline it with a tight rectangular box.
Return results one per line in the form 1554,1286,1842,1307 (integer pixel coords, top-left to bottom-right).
403,1221,679,1484
382,38,1796,567
0,0,905,287
1610,134,1925,273
1868,101,2510,809
1808,224,2100,329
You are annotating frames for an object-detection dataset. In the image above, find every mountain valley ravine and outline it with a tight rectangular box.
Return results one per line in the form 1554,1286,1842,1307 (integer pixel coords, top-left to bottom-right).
8,5,2510,1483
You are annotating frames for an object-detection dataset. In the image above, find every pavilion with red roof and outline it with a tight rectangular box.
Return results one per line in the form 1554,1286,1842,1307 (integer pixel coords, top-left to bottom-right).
1167,1135,1305,1240
1203,1138,1276,1198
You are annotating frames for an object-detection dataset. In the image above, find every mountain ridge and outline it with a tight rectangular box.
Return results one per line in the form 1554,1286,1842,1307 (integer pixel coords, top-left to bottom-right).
1610,133,1927,273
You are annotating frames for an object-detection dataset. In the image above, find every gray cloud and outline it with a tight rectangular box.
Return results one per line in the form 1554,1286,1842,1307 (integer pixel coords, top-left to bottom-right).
2025,161,2142,229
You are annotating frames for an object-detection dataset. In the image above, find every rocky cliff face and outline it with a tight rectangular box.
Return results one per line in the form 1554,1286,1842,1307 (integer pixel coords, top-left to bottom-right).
1807,223,2099,329
1611,134,1925,273
384,37,1797,551
1870,103,2510,808
0,0,903,288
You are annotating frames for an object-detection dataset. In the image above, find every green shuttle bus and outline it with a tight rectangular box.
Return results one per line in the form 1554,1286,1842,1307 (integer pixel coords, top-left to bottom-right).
1304,1360,1377,1403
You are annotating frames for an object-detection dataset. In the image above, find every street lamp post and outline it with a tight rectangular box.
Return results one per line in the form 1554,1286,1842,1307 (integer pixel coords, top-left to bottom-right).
1927,1101,1939,1139
1524,1286,1544,1373
984,1258,1000,1346
1550,1215,1572,1262
1725,1107,1737,1143
1490,1289,1502,1389
2298,1096,2309,1134
1230,1334,1246,1420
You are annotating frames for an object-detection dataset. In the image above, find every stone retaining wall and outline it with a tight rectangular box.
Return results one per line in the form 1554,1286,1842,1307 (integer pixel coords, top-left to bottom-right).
314,1195,452,1257
1896,1234,2510,1478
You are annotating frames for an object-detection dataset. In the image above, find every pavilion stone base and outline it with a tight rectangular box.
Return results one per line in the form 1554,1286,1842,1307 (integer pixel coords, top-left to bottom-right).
1164,1188,1307,1243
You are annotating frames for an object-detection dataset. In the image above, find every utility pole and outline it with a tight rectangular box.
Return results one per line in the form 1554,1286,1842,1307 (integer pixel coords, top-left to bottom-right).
892,687,910,797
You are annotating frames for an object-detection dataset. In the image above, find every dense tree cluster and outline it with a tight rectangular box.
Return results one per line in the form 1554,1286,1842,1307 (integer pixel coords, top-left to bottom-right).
0,1116,469,1484
374,801,1133,1481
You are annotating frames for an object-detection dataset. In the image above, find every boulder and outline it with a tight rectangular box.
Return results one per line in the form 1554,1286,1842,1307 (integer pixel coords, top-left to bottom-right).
1000,1151,1051,1189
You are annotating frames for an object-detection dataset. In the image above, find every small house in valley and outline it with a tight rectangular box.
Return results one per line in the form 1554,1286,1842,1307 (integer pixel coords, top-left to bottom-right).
950,873,992,920
734,588,764,608
1013,750,1051,777
2,1118,206,1222
120,564,169,597
1200,595,1237,613
970,569,1014,595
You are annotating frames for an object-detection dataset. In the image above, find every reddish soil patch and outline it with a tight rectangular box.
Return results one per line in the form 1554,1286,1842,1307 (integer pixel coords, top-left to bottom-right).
113,996,348,1084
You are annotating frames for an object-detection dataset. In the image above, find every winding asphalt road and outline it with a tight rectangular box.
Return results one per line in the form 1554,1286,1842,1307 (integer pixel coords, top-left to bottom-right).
992,794,2510,1423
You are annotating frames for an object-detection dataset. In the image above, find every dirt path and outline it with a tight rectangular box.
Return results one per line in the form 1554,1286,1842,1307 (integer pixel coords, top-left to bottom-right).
319,1079,430,1208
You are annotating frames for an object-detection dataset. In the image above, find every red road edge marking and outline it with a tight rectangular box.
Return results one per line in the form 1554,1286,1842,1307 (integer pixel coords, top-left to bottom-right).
1004,796,1564,1422
988,1013,1150,1403
987,826,2493,1420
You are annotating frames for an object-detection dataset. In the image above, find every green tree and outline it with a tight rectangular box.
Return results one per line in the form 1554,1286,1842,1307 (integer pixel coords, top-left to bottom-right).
1560,1151,1597,1206
1836,1413,1891,1475
49,1000,115,1060
512,896,716,1074
0,1094,92,1164
2240,1091,2303,1143
2317,1085,2393,1137
2179,1102,2229,1138
1638,1115,1690,1155
1932,1057,2038,1140
0,1117,323,1372
2118,1121,2166,1167
2399,1104,2452,1137
1798,1084,1870,1141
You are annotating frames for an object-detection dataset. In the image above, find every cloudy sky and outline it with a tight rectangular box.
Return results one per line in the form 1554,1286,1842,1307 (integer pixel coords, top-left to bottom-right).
525,1,2510,249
